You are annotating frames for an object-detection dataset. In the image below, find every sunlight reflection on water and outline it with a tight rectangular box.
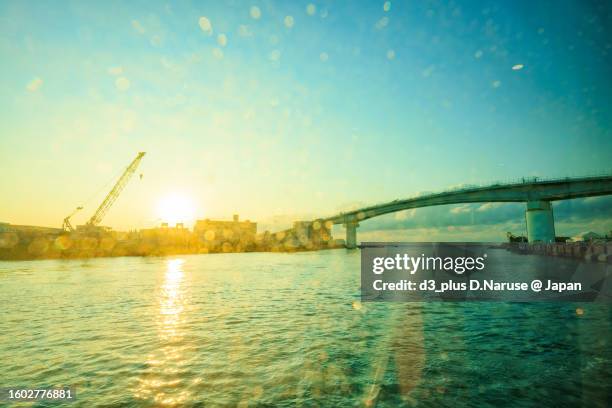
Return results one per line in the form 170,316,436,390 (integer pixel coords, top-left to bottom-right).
0,251,609,407
134,258,190,406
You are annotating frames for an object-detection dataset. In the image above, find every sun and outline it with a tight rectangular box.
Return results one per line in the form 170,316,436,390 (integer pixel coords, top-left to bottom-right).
156,193,196,226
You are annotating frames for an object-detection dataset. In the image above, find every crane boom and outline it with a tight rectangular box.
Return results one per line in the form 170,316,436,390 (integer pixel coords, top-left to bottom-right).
62,206,83,232
86,152,145,227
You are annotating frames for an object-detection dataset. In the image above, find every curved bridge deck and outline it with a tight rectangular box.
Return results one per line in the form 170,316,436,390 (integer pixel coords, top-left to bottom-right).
310,174,612,247
325,174,612,225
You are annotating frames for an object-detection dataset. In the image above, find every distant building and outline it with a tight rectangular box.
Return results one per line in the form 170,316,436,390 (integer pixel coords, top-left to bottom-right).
581,231,602,242
140,223,194,248
194,215,257,251
259,219,334,251
292,219,332,247
141,222,186,235
0,223,62,235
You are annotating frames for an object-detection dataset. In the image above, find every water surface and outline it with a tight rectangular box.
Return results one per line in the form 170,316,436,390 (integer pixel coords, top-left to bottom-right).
0,250,610,407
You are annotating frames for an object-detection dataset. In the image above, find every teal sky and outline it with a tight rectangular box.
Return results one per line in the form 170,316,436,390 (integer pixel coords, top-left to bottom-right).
0,1,610,237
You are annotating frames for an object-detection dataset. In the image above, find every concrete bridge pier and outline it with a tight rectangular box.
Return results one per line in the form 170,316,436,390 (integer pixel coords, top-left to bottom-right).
345,222,359,249
525,200,556,243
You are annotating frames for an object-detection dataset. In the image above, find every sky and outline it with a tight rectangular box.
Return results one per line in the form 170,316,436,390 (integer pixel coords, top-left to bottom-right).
0,0,611,240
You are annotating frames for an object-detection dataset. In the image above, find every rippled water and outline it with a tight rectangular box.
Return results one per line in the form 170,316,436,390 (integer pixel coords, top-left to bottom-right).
0,250,610,407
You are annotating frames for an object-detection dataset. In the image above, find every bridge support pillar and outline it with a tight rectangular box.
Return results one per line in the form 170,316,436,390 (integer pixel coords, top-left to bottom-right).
525,200,555,243
345,222,359,249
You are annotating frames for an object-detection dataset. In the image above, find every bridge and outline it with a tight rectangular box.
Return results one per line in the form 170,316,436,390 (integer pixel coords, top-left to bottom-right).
319,175,612,248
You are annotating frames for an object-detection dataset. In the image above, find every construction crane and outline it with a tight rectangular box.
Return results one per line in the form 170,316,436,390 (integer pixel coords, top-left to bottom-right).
62,206,83,232
62,152,146,232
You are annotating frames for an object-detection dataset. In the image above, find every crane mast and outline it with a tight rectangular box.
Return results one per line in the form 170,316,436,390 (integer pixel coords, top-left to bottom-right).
85,152,145,227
